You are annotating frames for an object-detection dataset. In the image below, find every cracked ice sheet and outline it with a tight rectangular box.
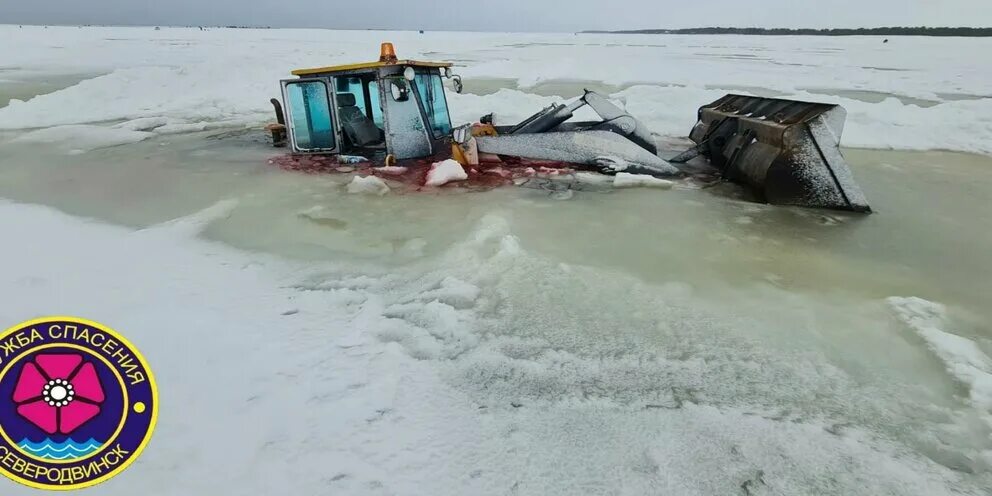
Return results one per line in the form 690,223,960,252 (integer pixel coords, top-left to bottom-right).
0,200,988,495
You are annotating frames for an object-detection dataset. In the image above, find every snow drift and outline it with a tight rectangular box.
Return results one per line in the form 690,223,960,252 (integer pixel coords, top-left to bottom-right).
1,200,989,494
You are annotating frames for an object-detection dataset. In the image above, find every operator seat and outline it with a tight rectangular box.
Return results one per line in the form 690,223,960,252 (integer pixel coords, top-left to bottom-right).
337,93,383,147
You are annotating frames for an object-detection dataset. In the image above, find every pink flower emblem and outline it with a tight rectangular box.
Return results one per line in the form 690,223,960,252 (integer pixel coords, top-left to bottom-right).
12,354,105,435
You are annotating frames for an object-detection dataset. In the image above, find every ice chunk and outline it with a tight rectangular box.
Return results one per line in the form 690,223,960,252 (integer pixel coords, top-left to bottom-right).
888,296,992,411
612,172,674,189
155,121,208,134
346,175,390,196
574,172,615,185
416,277,481,309
113,117,170,132
11,124,153,153
425,159,468,187
140,199,239,238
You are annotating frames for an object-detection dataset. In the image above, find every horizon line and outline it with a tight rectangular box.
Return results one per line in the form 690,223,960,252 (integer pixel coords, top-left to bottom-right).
3,23,991,33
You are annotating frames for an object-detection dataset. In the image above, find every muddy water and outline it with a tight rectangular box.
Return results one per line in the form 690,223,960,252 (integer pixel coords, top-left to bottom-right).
0,130,989,323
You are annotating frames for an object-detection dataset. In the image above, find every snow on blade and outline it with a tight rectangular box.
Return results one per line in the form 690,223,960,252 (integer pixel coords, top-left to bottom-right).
594,155,631,172
425,159,468,187
476,132,679,175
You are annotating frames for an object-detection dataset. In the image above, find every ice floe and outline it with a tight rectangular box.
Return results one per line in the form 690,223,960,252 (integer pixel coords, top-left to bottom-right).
888,297,992,412
347,175,391,196
425,159,468,186
10,124,153,153
612,172,675,189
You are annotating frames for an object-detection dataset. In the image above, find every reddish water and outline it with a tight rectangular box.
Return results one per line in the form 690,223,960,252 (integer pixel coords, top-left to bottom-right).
268,154,578,191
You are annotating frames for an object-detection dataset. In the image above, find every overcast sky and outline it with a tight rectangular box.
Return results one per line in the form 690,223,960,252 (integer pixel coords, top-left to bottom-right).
1,0,990,32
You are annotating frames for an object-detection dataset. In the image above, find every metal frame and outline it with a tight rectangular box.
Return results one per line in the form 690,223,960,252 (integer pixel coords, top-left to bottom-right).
279,77,340,154
292,60,452,77
331,71,387,150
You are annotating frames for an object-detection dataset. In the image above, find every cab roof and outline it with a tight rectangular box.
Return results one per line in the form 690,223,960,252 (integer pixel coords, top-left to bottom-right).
292,59,452,77
291,42,452,77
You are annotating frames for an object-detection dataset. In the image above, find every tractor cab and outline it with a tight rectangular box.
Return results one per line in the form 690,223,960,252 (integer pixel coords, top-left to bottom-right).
277,42,459,161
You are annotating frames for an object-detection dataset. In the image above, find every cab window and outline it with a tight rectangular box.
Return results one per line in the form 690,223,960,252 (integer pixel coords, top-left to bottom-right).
334,76,383,128
413,69,452,138
367,80,383,127
334,75,385,148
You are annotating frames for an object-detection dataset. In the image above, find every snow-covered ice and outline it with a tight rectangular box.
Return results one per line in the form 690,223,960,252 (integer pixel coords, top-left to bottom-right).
11,124,153,153
888,297,992,413
1,200,990,495
1,26,991,154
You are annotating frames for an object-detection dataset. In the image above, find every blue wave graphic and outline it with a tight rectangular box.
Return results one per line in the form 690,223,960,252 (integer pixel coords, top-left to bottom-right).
17,438,103,460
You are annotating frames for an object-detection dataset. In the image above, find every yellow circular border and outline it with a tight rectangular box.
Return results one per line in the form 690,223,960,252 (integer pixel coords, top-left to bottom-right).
0,316,158,491
0,343,129,464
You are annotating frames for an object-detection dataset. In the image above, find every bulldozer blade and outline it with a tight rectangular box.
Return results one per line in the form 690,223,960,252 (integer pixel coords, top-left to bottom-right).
689,94,870,212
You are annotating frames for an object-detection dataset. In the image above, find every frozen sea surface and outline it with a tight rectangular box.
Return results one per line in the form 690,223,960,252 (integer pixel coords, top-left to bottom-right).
1,26,991,153
0,26,991,495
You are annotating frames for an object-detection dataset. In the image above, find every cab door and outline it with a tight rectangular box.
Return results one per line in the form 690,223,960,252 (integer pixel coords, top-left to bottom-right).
379,76,432,159
280,78,339,153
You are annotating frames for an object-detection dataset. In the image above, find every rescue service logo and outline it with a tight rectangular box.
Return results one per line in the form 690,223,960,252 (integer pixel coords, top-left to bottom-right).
0,317,157,490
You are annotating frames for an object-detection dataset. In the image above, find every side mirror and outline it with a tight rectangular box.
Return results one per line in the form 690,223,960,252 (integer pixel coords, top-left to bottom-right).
452,75,463,94
390,80,410,102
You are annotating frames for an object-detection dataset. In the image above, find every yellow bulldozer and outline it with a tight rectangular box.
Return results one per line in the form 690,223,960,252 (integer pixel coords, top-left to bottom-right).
268,43,870,212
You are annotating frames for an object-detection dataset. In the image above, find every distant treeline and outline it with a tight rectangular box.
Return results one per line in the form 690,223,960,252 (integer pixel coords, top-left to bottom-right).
585,27,992,37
